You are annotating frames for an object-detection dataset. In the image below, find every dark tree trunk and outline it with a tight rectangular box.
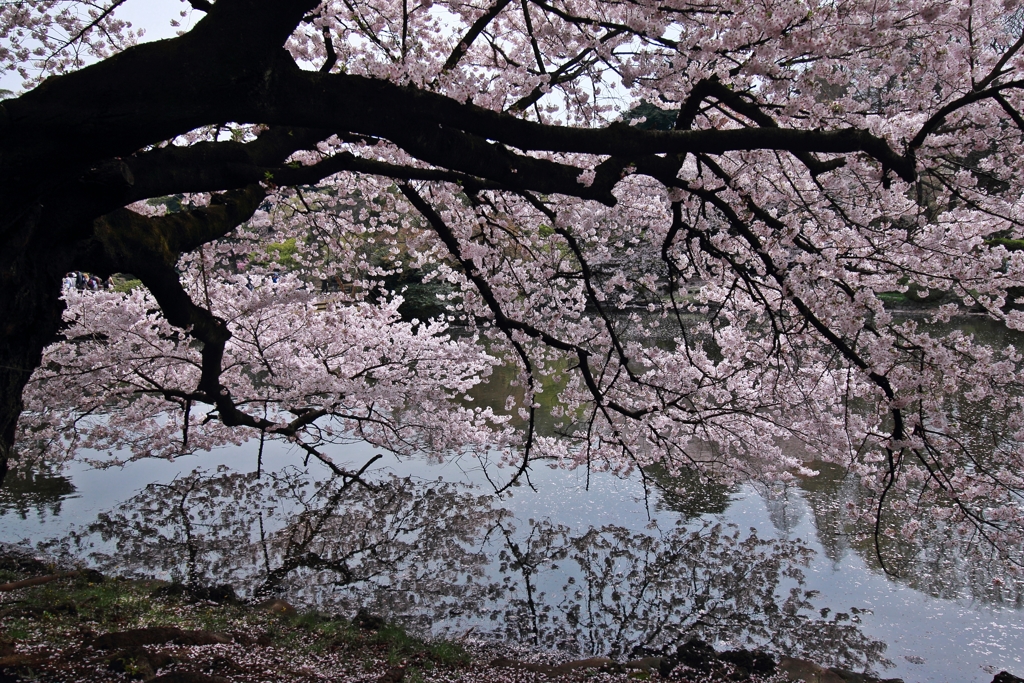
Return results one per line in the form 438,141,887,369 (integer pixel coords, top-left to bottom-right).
0,209,73,487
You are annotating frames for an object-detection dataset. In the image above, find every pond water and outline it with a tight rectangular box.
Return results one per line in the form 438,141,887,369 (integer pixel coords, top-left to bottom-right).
2,433,1023,683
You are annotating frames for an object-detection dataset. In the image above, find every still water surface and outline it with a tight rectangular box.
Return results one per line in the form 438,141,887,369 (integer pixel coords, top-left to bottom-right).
1,434,1023,683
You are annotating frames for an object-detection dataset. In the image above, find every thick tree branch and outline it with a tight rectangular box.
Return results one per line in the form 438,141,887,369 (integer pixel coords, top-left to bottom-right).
123,136,506,202
80,185,270,429
266,70,918,183
3,44,917,223
90,184,266,262
676,78,845,176
0,0,320,182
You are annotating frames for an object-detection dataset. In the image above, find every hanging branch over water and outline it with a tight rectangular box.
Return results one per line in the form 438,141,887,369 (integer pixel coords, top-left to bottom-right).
4,0,1024,574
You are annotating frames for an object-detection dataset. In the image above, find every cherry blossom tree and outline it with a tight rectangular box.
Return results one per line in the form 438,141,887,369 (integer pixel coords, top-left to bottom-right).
4,0,1024,571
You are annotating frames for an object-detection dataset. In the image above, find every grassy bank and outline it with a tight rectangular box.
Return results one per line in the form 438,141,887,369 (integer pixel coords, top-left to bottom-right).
0,552,479,683
0,552,643,683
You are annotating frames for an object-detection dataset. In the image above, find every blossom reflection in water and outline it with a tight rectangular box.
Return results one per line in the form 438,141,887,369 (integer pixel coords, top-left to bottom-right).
51,465,890,673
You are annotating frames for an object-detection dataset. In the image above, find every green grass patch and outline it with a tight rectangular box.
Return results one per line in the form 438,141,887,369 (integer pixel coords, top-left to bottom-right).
876,291,908,304
426,639,471,667
113,277,143,293
0,561,471,683
0,553,482,683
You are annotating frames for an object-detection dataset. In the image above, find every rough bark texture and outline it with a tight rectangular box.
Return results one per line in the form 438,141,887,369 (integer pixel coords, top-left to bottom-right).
0,214,70,485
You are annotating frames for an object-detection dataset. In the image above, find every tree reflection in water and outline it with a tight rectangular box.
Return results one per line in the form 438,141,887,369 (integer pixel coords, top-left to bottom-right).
795,461,1024,608
53,465,890,672
493,519,889,671
0,463,76,520
55,466,509,626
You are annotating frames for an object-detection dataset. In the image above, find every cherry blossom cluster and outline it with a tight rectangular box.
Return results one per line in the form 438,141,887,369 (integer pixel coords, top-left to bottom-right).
21,276,510,472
